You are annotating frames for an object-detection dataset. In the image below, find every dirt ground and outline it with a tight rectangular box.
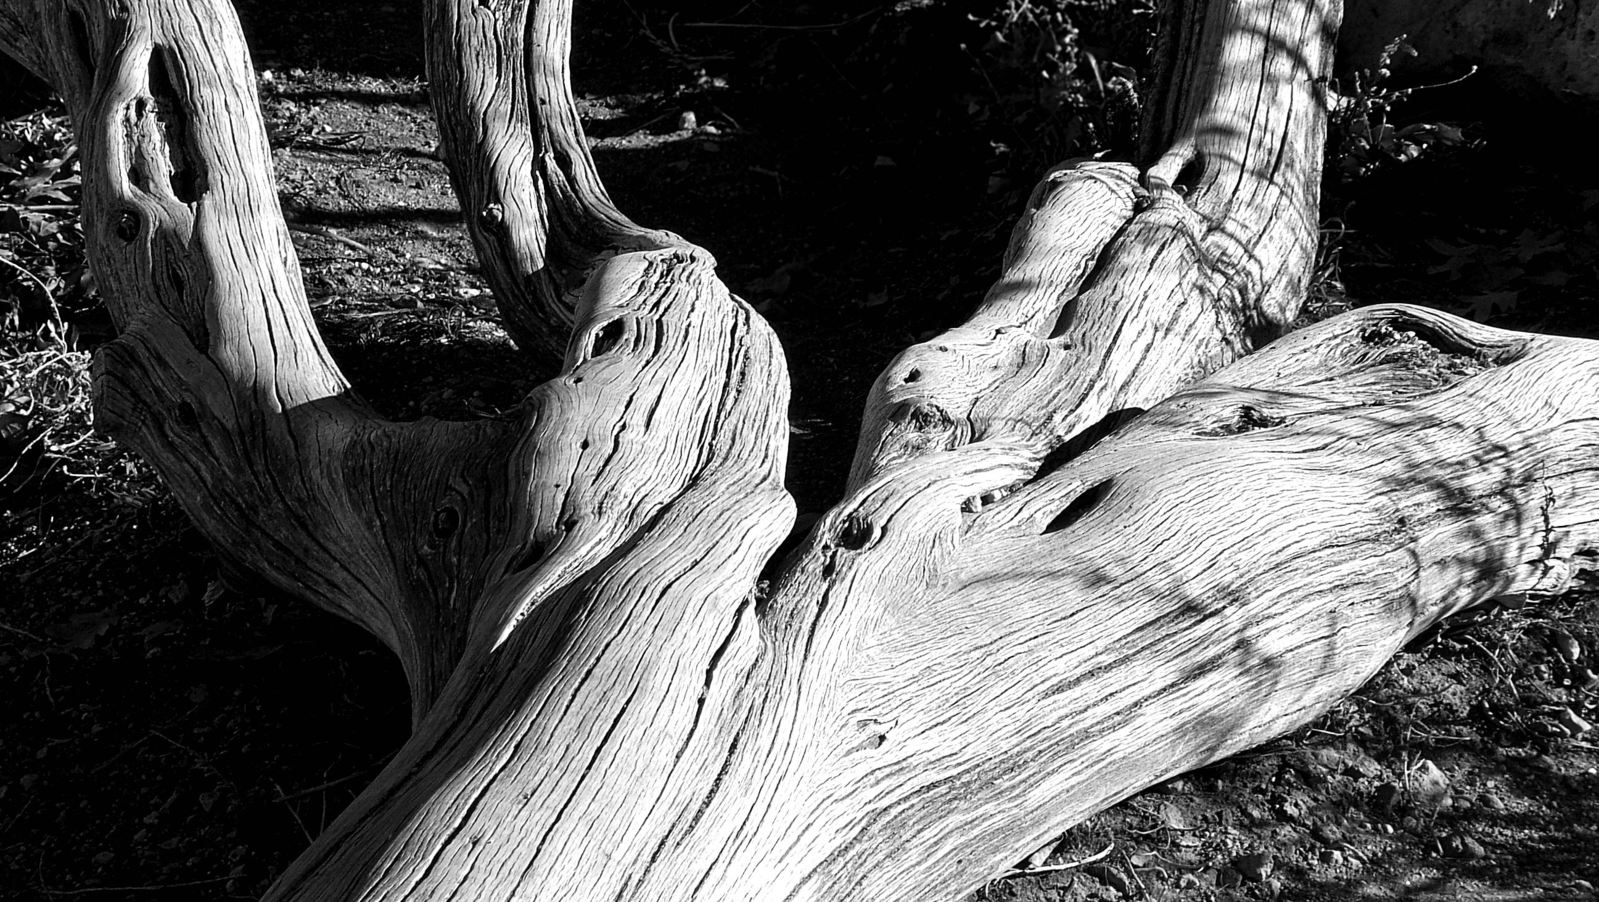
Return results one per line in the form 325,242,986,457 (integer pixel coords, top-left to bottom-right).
2,1,1597,900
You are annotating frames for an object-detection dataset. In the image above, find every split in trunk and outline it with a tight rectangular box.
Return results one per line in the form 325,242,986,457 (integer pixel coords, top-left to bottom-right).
1,0,1595,899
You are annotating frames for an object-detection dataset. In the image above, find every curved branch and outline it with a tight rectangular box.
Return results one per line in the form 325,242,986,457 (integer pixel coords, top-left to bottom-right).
27,0,1599,900
5,0,660,719
423,0,687,360
267,305,1599,901
710,306,1598,899
265,247,795,900
17,0,529,715
851,0,1340,487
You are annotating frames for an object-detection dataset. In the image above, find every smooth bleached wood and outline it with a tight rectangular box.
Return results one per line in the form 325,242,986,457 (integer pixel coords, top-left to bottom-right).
268,305,1599,902
5,0,1598,900
422,0,686,360
11,0,499,711
852,0,1339,487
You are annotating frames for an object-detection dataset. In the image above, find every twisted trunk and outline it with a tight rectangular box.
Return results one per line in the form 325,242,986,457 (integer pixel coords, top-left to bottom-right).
2,0,1596,900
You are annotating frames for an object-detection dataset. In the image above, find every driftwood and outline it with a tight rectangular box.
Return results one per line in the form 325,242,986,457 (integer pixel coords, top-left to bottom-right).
1,0,1595,899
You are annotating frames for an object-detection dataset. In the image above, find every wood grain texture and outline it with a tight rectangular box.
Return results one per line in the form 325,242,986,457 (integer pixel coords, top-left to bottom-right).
708,306,1599,901
422,0,686,361
5,0,533,715
8,0,1599,900
852,0,1339,487
266,305,1599,902
0,1,47,78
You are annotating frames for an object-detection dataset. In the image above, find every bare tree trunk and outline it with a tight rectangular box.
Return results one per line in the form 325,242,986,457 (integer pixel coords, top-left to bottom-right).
419,0,688,360
2,0,1596,901
852,0,1335,487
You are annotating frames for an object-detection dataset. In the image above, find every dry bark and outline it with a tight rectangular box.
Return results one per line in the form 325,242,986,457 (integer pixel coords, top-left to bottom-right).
3,0,1597,900
0,2,47,78
271,305,1599,902
852,0,1336,487
421,0,686,360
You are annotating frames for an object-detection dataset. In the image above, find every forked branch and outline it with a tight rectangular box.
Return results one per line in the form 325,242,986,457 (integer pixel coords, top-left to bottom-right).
3,0,533,713
423,0,688,360
7,0,1599,900
1,0,776,725
267,303,1599,902
851,0,1340,487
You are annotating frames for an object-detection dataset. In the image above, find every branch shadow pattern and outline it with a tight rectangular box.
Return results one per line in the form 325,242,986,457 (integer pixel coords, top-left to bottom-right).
739,303,1598,900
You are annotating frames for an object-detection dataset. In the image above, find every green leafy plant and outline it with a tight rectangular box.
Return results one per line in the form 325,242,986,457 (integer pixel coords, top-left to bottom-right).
0,107,152,511
963,0,1151,170
1,106,93,352
0,347,157,506
1324,36,1472,181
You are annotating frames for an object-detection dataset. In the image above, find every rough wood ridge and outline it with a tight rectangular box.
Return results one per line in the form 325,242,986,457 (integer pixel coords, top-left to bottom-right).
1,0,1595,899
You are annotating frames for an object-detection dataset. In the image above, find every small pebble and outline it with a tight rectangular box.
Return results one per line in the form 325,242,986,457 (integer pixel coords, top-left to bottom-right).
1235,851,1274,883
1310,748,1344,770
1440,832,1486,859
1531,755,1562,772
1021,838,1054,870
1558,707,1594,736
1272,792,1309,824
1407,759,1450,806
1548,630,1582,663
677,111,697,131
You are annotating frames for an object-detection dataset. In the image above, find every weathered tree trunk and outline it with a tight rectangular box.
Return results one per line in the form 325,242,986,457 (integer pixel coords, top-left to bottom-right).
2,0,1596,900
421,0,687,360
